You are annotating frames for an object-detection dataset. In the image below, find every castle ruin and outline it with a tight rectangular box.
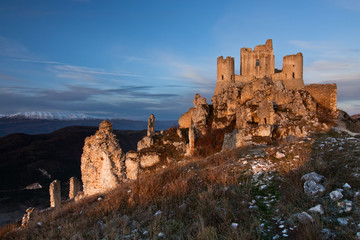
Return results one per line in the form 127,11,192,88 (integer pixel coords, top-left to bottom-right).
214,39,336,114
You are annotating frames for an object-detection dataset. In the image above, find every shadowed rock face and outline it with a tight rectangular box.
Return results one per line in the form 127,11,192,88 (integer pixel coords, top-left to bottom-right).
81,121,126,196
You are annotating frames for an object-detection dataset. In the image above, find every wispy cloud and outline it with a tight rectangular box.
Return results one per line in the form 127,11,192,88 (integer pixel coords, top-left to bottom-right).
0,36,30,58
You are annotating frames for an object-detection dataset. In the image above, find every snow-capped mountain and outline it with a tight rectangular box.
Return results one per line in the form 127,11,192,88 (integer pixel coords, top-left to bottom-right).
1,112,100,120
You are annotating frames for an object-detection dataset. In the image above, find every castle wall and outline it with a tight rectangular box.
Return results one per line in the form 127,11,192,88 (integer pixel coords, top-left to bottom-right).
214,56,234,95
305,84,337,112
240,39,275,79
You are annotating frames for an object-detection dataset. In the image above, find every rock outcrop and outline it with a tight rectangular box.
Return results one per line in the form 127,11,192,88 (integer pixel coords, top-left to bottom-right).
81,120,125,196
179,94,210,130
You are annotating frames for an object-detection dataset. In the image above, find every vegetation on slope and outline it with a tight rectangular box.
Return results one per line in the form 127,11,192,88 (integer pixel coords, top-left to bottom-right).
1,130,360,239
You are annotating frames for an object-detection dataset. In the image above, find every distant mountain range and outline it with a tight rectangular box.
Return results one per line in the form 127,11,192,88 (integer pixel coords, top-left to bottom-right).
1,112,99,120
0,112,177,137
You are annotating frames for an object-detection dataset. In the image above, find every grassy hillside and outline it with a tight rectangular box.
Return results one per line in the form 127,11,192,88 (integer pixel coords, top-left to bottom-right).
1,130,360,239
0,126,146,227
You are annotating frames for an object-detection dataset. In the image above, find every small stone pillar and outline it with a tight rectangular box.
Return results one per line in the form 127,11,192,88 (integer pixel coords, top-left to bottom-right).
147,114,155,137
50,180,61,209
69,177,81,199
188,126,195,155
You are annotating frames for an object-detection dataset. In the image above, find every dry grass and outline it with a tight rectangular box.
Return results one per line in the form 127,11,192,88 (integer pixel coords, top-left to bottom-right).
1,130,359,239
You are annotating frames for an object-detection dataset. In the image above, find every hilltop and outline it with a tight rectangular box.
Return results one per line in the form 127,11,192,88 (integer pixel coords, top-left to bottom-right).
1,39,360,239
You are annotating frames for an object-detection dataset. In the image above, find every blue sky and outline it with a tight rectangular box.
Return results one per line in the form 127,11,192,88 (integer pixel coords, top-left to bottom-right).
0,0,359,120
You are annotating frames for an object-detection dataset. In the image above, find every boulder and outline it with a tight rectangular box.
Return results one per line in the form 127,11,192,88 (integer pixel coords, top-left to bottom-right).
140,153,160,168
304,180,325,196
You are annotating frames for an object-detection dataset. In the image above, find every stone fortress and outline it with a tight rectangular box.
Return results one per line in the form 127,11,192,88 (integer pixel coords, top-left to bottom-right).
214,39,337,112
21,40,344,223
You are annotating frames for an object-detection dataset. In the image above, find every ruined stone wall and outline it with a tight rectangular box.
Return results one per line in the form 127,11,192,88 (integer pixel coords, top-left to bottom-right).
214,56,235,95
273,53,304,90
240,39,275,79
81,120,125,196
305,84,337,112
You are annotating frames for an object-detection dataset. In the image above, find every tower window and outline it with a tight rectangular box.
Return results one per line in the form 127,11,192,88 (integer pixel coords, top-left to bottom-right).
256,59,260,66
222,75,224,80
292,72,295,78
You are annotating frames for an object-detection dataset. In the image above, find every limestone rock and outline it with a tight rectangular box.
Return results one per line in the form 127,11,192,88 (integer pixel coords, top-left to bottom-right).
137,136,154,151
275,152,285,159
50,180,61,209
330,190,343,201
308,204,324,214
304,180,325,196
69,177,81,199
178,109,192,128
21,207,38,227
81,120,125,196
140,152,160,168
125,151,140,180
191,94,210,129
301,172,324,183
222,129,252,150
147,114,155,137
186,126,196,156
296,212,314,224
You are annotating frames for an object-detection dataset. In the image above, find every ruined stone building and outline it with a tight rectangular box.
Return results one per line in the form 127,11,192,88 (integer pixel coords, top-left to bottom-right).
214,39,337,113
215,39,304,95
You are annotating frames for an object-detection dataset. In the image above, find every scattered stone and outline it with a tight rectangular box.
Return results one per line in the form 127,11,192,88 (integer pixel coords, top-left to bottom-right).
356,232,360,240
337,217,352,226
308,204,324,214
321,229,334,239
137,136,154,151
140,153,160,168
304,180,325,196
154,210,162,216
330,190,343,201
301,172,324,183
337,200,352,213
275,152,285,159
295,212,314,224
25,182,42,190
158,232,165,238
343,183,351,189
231,222,238,229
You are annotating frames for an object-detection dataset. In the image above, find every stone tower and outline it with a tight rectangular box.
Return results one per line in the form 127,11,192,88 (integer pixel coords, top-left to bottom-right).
240,39,275,79
281,53,304,89
214,56,235,95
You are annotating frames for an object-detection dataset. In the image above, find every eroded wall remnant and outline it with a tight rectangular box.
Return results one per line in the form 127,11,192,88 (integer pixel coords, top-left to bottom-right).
49,180,61,209
81,120,125,196
69,176,81,199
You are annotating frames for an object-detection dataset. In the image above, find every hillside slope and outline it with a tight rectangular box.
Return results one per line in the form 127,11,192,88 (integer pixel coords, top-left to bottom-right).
2,130,360,239
0,127,146,227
